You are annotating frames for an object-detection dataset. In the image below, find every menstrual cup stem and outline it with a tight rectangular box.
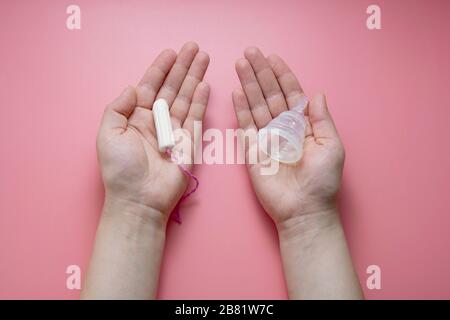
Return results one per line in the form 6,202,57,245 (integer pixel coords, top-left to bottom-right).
292,95,309,113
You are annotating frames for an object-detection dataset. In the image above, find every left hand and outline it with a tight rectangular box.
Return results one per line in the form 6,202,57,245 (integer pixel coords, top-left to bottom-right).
96,42,210,221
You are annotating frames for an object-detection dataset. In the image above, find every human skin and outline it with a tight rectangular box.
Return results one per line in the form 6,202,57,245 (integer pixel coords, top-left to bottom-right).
81,42,210,299
82,42,362,299
232,47,363,299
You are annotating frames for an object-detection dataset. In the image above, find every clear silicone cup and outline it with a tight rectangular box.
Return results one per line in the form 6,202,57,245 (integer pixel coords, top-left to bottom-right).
258,97,308,164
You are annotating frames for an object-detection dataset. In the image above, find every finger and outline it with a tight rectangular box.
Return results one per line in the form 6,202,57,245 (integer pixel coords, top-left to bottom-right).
309,94,339,140
232,88,258,159
136,49,177,108
232,88,256,130
235,58,272,128
304,115,313,138
244,47,288,117
182,82,210,137
170,51,210,123
100,86,137,132
156,41,199,106
267,54,305,112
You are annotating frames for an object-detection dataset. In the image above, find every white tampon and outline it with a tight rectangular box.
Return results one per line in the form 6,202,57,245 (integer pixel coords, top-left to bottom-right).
152,98,175,152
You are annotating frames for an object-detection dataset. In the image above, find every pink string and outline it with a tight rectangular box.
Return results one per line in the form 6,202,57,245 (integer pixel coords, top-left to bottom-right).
165,149,199,224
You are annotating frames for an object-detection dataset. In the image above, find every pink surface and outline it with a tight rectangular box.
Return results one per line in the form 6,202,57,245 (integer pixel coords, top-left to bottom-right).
1,0,450,299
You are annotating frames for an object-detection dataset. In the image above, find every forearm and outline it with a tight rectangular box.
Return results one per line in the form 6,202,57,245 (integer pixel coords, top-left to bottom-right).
81,196,167,299
277,208,363,300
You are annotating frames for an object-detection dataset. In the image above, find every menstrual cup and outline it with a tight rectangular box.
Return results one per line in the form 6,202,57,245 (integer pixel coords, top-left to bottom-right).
258,95,308,164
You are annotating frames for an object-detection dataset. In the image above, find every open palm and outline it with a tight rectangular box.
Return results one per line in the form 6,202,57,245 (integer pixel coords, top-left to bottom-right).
233,48,345,225
97,42,210,218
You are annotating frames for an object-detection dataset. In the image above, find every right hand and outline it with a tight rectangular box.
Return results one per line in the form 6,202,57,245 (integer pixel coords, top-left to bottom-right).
232,47,345,229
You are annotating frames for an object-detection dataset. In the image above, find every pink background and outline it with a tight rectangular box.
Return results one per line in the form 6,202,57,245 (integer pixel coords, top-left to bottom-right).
1,0,449,299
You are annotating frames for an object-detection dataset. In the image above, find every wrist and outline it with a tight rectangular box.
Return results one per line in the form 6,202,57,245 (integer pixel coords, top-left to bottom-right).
276,207,341,245
275,207,363,300
102,194,168,233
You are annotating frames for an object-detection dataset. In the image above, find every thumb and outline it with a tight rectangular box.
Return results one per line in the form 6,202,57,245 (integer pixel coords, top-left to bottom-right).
100,86,137,131
309,94,339,140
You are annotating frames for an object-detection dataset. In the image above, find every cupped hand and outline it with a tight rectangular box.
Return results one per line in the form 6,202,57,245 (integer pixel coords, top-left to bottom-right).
232,47,345,227
97,42,210,219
